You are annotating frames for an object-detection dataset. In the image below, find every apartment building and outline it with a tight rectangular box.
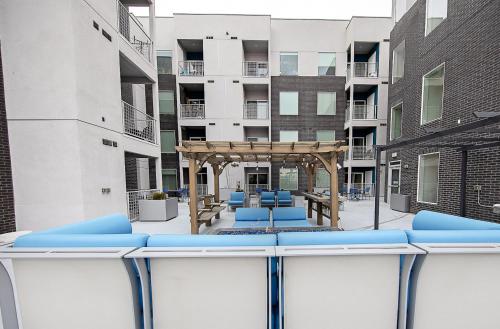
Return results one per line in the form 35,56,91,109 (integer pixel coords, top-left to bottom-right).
150,14,392,197
387,0,500,220
0,0,161,230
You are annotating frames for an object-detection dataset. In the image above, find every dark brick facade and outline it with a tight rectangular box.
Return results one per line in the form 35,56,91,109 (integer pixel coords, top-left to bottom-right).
158,74,180,189
270,76,346,192
0,45,16,233
387,0,500,221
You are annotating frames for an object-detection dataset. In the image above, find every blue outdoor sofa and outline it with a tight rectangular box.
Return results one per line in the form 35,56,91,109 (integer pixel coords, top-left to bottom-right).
260,191,276,207
272,207,312,227
277,191,293,207
233,208,271,228
228,191,245,210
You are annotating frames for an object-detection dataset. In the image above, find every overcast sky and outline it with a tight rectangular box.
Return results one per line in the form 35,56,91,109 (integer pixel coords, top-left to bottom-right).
131,0,393,19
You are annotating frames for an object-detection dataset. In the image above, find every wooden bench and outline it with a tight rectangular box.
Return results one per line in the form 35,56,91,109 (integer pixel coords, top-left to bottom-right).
197,206,226,227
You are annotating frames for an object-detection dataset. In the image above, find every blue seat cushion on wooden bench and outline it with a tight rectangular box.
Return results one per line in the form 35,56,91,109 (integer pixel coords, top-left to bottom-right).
147,234,277,247
412,210,500,230
235,208,270,221
277,230,408,246
13,234,149,247
406,230,500,243
35,214,132,235
273,220,312,228
272,207,306,221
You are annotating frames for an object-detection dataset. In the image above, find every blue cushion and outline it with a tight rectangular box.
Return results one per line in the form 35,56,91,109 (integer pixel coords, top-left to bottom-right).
147,234,277,247
406,230,500,244
261,200,276,206
277,200,293,205
273,220,312,228
228,200,244,206
278,230,408,246
261,192,275,201
235,208,270,221
277,191,292,200
230,192,245,202
272,207,306,221
412,210,500,230
14,234,149,248
233,221,272,228
36,214,131,235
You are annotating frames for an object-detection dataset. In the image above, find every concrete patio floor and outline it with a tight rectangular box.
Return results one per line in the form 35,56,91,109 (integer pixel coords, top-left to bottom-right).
132,197,414,235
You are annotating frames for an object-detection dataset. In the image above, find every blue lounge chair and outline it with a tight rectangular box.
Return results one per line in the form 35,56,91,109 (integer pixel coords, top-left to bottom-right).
277,191,293,207
228,192,245,210
272,207,312,227
233,208,271,228
260,191,276,207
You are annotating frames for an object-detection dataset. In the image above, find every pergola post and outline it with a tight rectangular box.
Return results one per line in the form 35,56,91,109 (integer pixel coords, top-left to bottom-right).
188,157,199,234
330,152,339,228
306,165,315,219
212,164,221,219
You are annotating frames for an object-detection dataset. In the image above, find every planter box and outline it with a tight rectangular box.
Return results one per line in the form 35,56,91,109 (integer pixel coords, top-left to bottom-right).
138,198,178,222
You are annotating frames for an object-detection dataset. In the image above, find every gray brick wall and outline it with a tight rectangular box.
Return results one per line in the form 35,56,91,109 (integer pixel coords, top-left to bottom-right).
0,45,16,233
387,0,500,221
270,76,346,192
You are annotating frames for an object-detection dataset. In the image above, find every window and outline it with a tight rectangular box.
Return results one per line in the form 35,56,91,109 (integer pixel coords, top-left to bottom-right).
315,168,330,188
160,130,176,153
317,92,336,115
394,0,417,22
280,168,298,190
421,64,445,124
279,92,298,115
390,103,403,140
425,0,447,35
318,53,336,76
392,40,405,83
316,130,335,141
280,131,299,142
417,153,439,204
280,52,298,76
157,50,173,74
159,91,175,114
162,169,178,190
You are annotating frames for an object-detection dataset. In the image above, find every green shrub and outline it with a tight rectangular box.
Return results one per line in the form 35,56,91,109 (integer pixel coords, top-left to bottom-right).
152,192,166,200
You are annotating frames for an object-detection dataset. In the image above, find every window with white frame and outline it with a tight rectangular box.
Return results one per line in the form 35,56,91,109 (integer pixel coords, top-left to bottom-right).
280,130,299,142
425,0,447,35
280,91,299,115
318,53,336,76
421,64,444,124
280,52,298,75
316,130,335,142
317,92,336,115
392,40,405,83
159,91,175,114
280,168,298,190
160,130,176,153
390,103,403,140
417,152,439,204
157,50,173,74
315,168,330,188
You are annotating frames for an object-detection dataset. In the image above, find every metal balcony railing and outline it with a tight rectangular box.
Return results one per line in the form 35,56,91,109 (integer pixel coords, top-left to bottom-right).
183,184,208,196
117,1,153,62
242,61,269,77
246,184,270,195
126,189,160,221
243,102,269,119
178,61,204,76
180,104,205,119
122,101,157,143
347,62,379,79
347,146,375,160
345,105,378,122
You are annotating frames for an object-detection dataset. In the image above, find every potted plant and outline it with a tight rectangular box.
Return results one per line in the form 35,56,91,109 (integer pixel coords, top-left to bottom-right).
138,192,178,222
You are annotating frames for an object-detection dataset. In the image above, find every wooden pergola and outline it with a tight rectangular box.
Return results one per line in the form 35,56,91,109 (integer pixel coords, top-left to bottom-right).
176,141,347,234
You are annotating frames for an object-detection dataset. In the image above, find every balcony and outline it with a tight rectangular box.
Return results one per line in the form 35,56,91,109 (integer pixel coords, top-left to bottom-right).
180,104,205,119
345,105,378,122
243,61,269,77
117,2,153,63
347,62,379,80
243,102,269,120
347,146,375,160
122,101,157,143
178,61,204,76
